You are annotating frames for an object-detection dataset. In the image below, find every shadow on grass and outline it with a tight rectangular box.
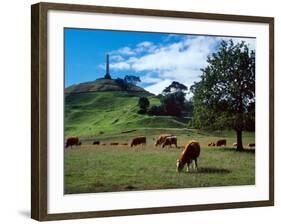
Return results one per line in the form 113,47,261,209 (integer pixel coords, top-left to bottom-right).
194,167,231,174
124,185,137,190
219,147,255,154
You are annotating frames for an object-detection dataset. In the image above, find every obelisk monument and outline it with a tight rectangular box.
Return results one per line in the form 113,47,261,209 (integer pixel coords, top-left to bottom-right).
104,54,111,79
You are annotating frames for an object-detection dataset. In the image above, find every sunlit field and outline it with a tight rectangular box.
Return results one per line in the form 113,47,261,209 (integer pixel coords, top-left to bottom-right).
64,128,255,194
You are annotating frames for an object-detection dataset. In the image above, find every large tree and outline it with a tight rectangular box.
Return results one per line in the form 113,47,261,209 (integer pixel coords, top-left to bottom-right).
161,81,188,116
191,40,255,150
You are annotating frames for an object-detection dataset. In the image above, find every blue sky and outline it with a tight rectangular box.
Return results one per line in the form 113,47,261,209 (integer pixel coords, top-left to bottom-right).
64,28,255,95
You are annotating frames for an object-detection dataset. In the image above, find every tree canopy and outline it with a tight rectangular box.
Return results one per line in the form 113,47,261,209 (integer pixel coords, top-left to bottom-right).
160,81,188,116
124,75,141,85
191,40,255,150
161,91,186,116
163,81,188,95
138,97,150,114
115,78,129,90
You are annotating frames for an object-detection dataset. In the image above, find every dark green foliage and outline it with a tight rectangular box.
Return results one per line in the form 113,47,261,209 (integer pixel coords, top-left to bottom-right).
146,82,190,117
161,91,186,116
147,105,165,116
163,81,188,95
161,82,188,116
124,75,141,85
115,78,129,90
138,97,150,114
182,100,193,117
191,40,255,150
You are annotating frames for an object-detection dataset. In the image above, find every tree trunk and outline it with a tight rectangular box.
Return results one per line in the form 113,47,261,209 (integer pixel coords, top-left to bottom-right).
236,129,244,150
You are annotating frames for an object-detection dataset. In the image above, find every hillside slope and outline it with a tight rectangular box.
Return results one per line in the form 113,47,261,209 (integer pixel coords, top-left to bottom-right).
65,78,148,94
65,91,187,137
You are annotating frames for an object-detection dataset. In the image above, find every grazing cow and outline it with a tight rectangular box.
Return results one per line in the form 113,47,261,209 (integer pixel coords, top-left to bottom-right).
233,143,237,147
110,142,119,146
208,142,215,146
92,141,100,145
216,139,227,147
177,140,200,172
162,136,177,148
155,134,172,146
248,143,255,147
131,136,146,147
65,137,80,148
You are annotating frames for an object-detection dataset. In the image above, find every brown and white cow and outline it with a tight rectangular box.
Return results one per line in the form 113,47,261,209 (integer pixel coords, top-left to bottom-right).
216,139,227,147
176,140,200,172
65,136,81,148
162,136,177,148
155,134,172,146
131,136,146,147
208,142,215,146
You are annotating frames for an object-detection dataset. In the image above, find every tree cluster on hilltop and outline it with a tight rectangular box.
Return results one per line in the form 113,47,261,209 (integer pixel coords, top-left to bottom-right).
115,75,141,91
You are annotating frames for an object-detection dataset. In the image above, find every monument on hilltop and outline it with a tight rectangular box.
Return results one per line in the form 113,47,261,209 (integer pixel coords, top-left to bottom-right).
104,54,112,79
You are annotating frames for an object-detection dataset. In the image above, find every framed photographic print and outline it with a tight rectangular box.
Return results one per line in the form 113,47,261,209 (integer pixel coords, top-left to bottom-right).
31,2,274,221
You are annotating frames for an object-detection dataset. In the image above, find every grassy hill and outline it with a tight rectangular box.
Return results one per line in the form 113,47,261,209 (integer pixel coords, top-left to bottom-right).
65,91,188,137
65,78,148,94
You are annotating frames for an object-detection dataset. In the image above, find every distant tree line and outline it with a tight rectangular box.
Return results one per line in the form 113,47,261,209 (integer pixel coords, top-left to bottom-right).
138,81,193,117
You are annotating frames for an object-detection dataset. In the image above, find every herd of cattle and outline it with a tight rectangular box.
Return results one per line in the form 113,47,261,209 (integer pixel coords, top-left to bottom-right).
208,139,255,148
65,134,179,148
65,135,255,172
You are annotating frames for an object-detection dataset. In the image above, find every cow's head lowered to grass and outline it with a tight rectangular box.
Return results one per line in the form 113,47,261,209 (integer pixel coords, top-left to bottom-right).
176,140,200,172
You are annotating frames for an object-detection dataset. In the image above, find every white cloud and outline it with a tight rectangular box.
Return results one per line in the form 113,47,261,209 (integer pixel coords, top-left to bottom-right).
137,41,153,48
141,74,162,84
145,79,173,95
136,41,157,54
111,46,135,56
111,55,124,62
163,34,184,42
110,61,130,70
106,35,256,95
130,36,216,72
108,36,217,94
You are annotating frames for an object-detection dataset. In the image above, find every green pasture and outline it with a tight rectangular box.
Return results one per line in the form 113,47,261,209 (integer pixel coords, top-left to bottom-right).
64,129,255,194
